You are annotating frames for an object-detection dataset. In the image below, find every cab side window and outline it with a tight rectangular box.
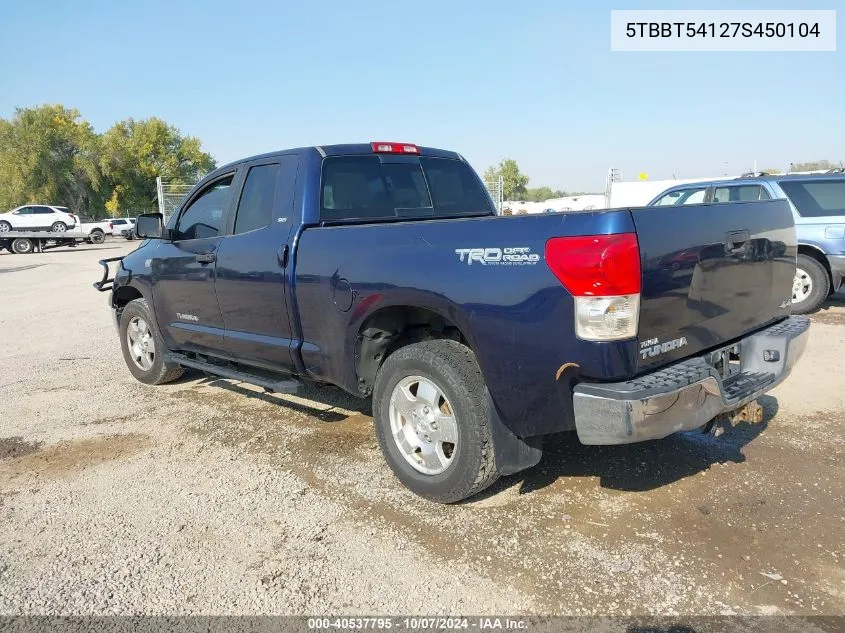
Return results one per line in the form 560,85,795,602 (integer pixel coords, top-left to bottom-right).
233,164,280,235
174,176,233,241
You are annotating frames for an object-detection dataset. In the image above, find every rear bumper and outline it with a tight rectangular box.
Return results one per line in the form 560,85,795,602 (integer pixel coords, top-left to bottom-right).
573,316,810,445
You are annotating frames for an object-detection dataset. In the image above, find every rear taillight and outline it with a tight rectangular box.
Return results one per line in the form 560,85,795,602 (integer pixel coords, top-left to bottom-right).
371,142,419,154
108,222,113,229
545,233,641,341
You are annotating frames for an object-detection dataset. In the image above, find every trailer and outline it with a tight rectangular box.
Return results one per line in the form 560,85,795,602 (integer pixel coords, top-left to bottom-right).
0,230,91,254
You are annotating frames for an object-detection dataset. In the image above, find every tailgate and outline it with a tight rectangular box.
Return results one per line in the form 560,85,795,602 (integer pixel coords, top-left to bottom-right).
631,199,796,371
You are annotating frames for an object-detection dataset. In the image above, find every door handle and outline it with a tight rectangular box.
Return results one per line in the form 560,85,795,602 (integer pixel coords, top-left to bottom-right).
196,252,216,264
278,245,289,268
725,230,750,254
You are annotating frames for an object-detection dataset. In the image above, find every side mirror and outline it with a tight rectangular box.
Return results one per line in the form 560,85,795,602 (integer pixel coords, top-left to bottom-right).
135,213,165,239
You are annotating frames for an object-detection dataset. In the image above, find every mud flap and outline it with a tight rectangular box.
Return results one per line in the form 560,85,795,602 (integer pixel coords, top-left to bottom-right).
487,391,543,476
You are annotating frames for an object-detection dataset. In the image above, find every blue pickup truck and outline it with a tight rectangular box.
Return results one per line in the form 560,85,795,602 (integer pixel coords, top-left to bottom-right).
649,173,845,313
96,142,809,503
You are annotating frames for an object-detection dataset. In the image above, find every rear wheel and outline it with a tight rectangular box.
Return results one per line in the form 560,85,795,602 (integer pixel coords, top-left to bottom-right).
792,254,829,314
0,221,11,233
89,230,105,244
51,221,67,232
372,339,499,503
11,238,33,254
118,298,184,385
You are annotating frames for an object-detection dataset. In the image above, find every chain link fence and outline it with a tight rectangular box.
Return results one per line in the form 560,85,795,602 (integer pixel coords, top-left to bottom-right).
484,176,504,215
156,177,198,224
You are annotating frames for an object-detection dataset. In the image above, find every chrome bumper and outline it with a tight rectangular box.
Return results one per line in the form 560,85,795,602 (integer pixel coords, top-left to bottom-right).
573,316,810,445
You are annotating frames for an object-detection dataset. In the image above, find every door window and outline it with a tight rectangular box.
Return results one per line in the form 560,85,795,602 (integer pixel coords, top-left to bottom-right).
712,185,770,202
17,207,34,215
653,188,707,206
233,164,280,234
174,176,233,240
34,206,54,214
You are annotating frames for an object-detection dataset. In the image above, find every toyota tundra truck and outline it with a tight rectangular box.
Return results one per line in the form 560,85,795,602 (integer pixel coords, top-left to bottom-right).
95,142,809,503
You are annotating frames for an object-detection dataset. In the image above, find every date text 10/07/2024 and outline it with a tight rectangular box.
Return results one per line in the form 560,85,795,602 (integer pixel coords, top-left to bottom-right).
307,617,528,630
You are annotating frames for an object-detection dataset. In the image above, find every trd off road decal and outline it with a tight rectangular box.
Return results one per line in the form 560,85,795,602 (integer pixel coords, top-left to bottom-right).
454,247,540,266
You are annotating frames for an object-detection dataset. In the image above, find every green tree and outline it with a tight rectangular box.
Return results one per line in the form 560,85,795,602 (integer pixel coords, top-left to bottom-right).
99,117,215,216
524,186,566,202
484,158,529,200
0,105,100,213
791,160,839,172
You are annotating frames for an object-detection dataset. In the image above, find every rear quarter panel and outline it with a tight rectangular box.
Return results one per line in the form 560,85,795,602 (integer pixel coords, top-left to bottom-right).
293,211,638,437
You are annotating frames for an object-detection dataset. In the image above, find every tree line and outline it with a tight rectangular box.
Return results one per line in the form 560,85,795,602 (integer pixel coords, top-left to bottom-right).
759,160,843,174
484,158,587,202
0,104,216,218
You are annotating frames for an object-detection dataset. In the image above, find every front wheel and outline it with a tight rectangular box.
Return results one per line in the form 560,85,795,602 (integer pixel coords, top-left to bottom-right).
792,254,829,314
372,339,499,503
119,298,184,385
51,221,67,232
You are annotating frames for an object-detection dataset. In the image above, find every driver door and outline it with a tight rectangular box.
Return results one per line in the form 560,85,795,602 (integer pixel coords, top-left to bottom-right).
14,207,38,228
151,172,238,355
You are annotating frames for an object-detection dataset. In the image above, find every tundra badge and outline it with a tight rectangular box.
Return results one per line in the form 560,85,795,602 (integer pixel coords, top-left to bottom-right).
640,336,688,360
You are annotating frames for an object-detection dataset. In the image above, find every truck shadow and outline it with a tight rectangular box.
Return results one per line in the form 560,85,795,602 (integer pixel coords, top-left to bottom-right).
180,369,778,500
484,395,778,499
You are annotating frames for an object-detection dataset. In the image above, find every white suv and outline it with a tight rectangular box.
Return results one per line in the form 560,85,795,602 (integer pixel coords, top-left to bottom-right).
0,205,78,233
108,217,136,237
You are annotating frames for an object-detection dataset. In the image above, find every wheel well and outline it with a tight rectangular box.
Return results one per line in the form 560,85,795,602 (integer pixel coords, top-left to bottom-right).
112,286,144,314
798,245,833,290
355,306,468,396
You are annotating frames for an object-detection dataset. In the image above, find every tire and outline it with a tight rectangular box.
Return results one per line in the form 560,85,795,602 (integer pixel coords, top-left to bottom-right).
372,339,499,503
118,298,184,385
51,221,67,232
11,238,33,254
792,254,829,314
0,221,11,233
89,230,105,244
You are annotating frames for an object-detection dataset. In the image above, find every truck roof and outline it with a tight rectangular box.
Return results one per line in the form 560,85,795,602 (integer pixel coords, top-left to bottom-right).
214,143,463,175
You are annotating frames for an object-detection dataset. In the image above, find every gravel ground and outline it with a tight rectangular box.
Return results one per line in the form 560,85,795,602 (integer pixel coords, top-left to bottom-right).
0,241,843,616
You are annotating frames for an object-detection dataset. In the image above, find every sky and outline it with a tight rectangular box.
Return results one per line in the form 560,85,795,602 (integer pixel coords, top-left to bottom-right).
0,0,842,192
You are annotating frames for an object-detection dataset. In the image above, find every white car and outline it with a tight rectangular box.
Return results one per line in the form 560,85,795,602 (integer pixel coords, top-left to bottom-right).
108,217,136,237
0,205,78,233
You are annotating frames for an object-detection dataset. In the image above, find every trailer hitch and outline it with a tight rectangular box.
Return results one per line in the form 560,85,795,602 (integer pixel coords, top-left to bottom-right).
93,256,125,292
704,399,765,437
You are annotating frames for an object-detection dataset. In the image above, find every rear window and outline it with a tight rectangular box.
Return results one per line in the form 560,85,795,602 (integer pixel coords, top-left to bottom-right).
779,179,845,218
320,155,494,222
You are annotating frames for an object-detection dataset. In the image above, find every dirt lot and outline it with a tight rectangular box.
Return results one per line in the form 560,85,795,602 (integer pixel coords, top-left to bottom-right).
0,241,843,616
